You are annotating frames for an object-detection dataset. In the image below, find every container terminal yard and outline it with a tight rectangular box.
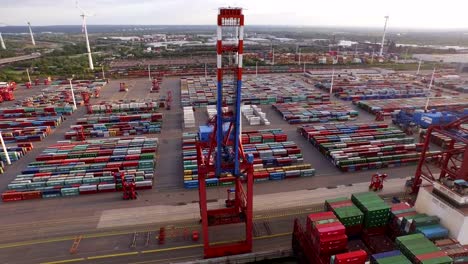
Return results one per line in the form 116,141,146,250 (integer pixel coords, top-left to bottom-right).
0,6,468,264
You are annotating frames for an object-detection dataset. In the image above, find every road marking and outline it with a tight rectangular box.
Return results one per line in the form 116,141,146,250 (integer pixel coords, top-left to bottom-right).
87,251,139,260
3,196,405,251
41,232,292,264
129,255,200,264
40,258,85,264
141,244,201,254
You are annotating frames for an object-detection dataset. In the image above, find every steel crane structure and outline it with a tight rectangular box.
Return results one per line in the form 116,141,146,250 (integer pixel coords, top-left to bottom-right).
412,115,468,193
196,7,255,259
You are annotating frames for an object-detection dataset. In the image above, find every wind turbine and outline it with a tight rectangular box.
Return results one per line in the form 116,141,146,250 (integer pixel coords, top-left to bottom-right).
379,16,389,57
27,22,36,46
0,32,5,50
0,23,7,50
76,0,94,70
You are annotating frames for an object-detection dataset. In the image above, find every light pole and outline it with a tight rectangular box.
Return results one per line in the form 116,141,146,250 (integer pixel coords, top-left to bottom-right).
26,68,32,84
330,68,335,95
417,59,422,75
101,66,105,80
148,65,151,81
68,78,77,110
0,132,11,165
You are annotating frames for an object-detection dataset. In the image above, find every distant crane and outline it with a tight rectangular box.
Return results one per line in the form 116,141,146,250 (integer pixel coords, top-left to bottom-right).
0,32,5,50
379,16,389,57
76,0,94,70
27,22,36,46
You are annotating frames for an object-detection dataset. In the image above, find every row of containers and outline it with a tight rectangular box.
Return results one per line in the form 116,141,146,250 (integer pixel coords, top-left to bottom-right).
429,131,467,150
272,102,359,124
182,128,315,189
1,137,157,202
0,82,93,143
65,113,163,140
302,192,467,264
0,143,33,174
0,107,70,143
180,75,330,107
313,79,429,101
298,123,441,172
355,98,468,114
87,101,161,114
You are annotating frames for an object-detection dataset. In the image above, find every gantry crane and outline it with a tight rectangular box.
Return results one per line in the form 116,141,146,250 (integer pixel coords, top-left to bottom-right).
411,115,468,193
196,7,254,259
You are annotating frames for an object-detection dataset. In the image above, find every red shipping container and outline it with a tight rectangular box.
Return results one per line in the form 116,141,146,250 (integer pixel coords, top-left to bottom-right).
2,191,23,202
314,222,346,238
312,235,348,255
334,250,367,264
307,211,337,235
330,201,354,210
415,251,448,261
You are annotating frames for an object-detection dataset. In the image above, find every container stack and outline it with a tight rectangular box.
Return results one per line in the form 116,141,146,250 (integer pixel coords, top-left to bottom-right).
398,213,449,240
181,75,330,107
182,129,315,189
183,107,195,129
355,98,468,114
1,137,157,202
306,211,348,264
352,192,395,254
370,250,412,264
325,197,364,237
435,239,468,263
314,81,428,101
330,250,367,264
241,105,270,125
88,101,159,114
430,131,466,150
65,113,163,139
0,143,33,174
352,192,390,229
387,202,415,240
1,126,52,143
396,234,453,263
273,102,358,124
0,106,75,117
298,123,441,171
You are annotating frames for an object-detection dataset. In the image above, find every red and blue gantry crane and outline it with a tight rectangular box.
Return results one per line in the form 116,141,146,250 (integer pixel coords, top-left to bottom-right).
196,7,255,259
412,115,468,193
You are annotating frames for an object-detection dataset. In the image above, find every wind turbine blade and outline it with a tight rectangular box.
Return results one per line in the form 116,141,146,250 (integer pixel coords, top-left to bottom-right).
76,0,88,15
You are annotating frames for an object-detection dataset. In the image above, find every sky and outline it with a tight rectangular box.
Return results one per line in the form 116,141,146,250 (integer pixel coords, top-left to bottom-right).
0,0,467,29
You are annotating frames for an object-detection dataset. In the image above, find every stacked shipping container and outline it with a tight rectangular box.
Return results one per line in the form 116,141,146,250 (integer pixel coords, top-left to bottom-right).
355,98,468,114
180,75,330,107
396,234,453,263
1,137,157,202
273,102,359,124
298,123,441,171
0,143,33,174
65,113,163,139
182,129,315,188
325,197,364,237
306,211,348,264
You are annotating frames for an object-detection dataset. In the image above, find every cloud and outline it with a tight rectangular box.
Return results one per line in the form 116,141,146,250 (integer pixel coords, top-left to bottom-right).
0,0,467,28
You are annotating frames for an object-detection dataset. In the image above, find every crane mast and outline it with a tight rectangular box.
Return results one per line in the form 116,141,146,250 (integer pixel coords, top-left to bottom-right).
196,7,254,258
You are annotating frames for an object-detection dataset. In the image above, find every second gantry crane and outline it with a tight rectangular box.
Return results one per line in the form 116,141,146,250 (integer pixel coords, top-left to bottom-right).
196,7,254,259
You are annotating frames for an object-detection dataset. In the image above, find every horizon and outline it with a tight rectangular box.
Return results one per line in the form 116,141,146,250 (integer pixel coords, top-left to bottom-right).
1,0,468,30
